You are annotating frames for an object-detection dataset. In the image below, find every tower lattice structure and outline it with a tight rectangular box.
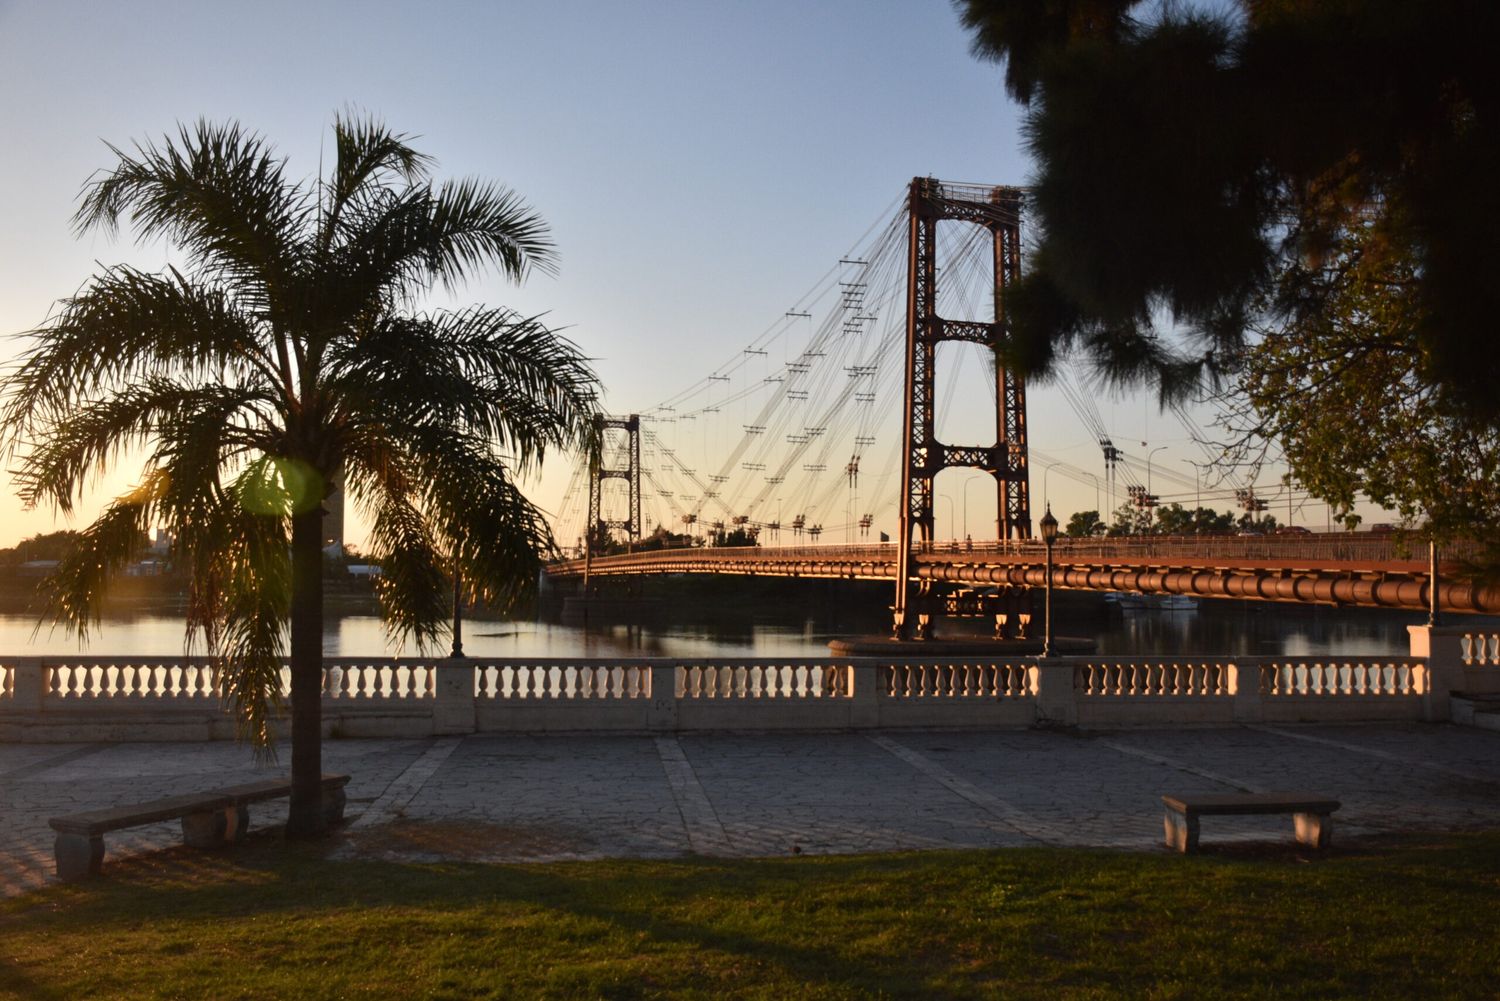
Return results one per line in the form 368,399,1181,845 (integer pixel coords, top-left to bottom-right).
893,177,1031,639
586,414,642,553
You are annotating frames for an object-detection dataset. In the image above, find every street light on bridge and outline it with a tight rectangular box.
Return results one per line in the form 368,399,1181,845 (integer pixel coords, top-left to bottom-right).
1040,504,1058,658
1146,445,1168,498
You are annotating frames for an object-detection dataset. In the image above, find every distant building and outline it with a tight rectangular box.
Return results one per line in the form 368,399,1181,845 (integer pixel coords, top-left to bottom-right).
149,528,173,555
17,560,60,578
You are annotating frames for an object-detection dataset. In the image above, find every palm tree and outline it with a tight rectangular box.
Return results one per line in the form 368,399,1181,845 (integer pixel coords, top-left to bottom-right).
0,116,599,835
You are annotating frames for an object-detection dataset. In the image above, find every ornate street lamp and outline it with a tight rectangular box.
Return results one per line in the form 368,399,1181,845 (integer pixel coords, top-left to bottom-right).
1040,504,1058,657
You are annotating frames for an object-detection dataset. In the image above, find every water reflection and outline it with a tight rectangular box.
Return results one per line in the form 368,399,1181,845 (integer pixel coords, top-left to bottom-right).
0,600,1437,659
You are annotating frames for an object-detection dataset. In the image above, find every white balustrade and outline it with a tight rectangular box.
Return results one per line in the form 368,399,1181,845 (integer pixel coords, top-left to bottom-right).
1460,632,1500,666
882,659,1031,698
1073,661,1229,697
474,661,651,700
1259,658,1424,697
321,660,436,700
0,650,1448,740
44,659,222,700
677,660,849,699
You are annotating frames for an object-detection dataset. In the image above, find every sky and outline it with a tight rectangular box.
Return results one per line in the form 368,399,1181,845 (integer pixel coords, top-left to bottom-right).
0,0,1374,551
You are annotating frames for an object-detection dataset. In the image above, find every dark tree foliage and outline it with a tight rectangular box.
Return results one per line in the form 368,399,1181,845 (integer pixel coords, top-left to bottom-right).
1154,503,1235,536
956,0,1500,419
710,527,759,548
1063,509,1105,537
0,531,84,565
1222,224,1500,549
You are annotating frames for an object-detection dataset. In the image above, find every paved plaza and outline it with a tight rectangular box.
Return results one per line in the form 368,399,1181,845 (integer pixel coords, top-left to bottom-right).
3,722,1498,895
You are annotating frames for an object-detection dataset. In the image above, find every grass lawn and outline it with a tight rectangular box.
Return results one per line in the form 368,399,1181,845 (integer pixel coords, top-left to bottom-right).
1,831,1496,1000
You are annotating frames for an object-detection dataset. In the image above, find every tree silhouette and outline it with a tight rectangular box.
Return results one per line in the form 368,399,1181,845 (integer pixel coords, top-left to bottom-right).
0,117,598,834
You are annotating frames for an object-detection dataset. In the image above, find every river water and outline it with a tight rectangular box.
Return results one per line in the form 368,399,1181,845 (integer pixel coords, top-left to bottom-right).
0,599,1440,660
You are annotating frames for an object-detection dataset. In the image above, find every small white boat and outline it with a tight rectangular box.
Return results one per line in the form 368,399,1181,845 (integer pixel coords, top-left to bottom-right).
1112,593,1199,612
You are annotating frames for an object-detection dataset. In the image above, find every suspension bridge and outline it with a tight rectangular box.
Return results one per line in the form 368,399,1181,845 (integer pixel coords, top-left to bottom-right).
549,178,1500,630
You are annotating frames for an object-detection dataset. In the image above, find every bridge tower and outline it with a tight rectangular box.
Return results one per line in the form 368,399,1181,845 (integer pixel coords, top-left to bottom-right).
894,178,1031,638
586,414,642,565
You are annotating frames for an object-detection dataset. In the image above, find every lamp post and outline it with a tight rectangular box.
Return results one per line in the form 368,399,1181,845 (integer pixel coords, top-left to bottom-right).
1146,445,1168,496
1182,459,1201,532
937,494,955,541
1040,504,1058,657
1429,539,1441,627
450,558,465,659
962,475,982,539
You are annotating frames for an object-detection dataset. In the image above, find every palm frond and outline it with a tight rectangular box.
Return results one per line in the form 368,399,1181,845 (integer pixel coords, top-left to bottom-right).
74,119,307,295
327,307,596,471
178,467,291,754
12,379,274,514
41,473,164,639
319,114,432,251
365,490,447,650
322,175,557,316
0,267,276,440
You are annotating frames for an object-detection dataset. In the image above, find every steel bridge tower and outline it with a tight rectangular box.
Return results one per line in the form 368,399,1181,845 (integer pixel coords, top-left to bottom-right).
586,414,642,565
894,178,1031,639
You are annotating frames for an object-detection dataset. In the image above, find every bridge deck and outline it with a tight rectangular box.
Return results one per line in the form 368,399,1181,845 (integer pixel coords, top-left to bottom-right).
550,536,1499,614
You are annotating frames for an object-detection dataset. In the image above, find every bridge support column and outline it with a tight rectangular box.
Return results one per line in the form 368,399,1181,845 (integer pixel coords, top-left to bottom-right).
432,659,476,735
1032,658,1076,727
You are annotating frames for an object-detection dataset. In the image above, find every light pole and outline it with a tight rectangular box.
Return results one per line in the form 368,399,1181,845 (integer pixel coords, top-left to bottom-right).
450,555,465,659
1429,539,1441,627
962,475,982,540
1146,445,1168,497
937,494,955,541
1182,459,1201,531
1040,504,1058,657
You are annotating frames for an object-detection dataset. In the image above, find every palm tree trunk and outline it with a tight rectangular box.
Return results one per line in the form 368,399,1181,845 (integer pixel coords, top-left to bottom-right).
285,504,325,837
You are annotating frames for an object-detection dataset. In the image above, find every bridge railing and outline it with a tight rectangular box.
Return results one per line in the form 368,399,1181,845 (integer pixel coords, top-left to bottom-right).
556,534,1486,571
4,627,1490,739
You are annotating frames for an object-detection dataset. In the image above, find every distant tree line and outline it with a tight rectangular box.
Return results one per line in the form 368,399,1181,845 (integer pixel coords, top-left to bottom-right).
1064,504,1277,538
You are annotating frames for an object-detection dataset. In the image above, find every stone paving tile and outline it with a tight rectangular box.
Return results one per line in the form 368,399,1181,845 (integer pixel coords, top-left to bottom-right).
4,724,1500,896
0,737,428,896
1255,722,1500,780
678,733,1039,857
1099,726,1500,836
881,730,1218,848
383,735,690,861
0,744,102,780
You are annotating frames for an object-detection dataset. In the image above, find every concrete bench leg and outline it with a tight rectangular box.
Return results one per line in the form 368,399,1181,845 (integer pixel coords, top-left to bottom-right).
1293,812,1333,849
320,786,348,829
181,808,231,848
227,805,251,842
55,833,104,881
1164,809,1200,853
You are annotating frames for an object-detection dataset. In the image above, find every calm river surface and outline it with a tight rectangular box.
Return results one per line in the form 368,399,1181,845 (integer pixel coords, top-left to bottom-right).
0,600,1443,659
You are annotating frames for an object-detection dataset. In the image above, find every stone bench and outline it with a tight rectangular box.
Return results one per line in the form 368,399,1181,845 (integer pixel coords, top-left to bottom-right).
1162,792,1340,853
49,773,350,881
